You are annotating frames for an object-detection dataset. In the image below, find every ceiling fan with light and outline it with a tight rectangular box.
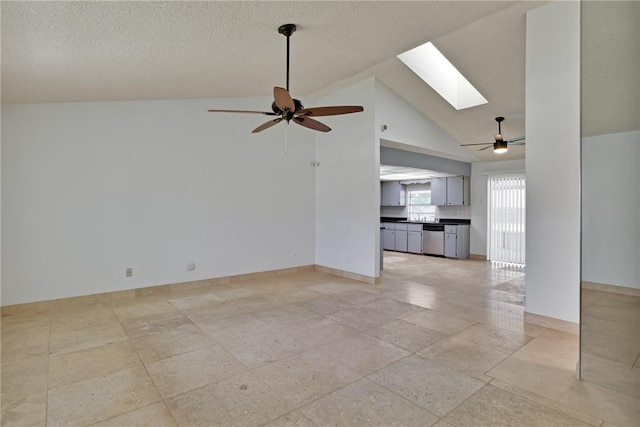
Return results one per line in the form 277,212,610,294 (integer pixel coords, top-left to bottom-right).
461,116,525,154
208,24,364,133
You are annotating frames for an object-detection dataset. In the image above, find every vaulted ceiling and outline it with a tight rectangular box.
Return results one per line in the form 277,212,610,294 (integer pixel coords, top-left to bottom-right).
4,1,633,163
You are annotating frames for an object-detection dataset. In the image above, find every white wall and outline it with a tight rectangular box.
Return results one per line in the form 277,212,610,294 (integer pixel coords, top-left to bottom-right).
470,159,525,256
315,78,379,277
2,77,466,303
525,1,581,323
1,97,316,305
316,77,462,278
374,81,477,162
582,130,640,288
380,205,407,219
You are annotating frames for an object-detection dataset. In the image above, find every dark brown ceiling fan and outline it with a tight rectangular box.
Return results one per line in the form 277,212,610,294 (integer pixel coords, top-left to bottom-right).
208,24,364,133
461,116,525,154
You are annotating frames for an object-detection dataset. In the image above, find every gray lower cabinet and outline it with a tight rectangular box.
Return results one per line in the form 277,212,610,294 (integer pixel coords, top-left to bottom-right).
407,224,423,254
444,233,458,258
384,221,469,257
444,224,470,259
382,222,422,254
407,231,422,253
393,223,408,252
394,230,408,252
382,224,395,250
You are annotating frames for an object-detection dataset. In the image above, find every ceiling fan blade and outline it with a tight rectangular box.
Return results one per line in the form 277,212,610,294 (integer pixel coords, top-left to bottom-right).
293,116,331,132
274,87,295,112
208,109,277,115
252,118,283,133
506,136,526,143
509,141,526,146
297,106,364,117
479,145,494,151
461,143,492,146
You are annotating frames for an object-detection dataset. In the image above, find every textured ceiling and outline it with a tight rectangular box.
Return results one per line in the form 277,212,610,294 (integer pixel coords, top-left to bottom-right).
1,1,520,102
8,0,624,164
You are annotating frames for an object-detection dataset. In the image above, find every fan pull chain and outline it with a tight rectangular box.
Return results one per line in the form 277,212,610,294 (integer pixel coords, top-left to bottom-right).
284,121,289,154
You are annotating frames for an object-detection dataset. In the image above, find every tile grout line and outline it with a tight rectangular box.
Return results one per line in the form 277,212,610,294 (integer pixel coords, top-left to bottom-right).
361,352,447,425
488,378,606,427
436,380,490,426
8,259,635,426
110,301,181,427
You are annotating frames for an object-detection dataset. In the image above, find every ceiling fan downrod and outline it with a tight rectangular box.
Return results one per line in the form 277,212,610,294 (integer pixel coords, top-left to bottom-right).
207,22,363,134
278,24,296,93
495,116,504,135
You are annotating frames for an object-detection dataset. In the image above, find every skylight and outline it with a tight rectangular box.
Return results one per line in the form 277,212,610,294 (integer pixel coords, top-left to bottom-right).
398,42,488,110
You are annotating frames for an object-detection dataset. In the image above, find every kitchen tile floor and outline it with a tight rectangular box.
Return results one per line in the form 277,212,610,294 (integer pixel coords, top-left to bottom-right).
2,252,639,426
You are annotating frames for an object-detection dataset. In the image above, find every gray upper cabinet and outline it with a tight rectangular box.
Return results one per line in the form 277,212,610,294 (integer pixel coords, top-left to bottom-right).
430,176,470,206
446,176,468,205
381,181,406,206
431,178,447,206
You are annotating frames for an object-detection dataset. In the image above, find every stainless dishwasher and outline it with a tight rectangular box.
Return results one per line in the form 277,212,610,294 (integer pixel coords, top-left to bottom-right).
422,224,445,256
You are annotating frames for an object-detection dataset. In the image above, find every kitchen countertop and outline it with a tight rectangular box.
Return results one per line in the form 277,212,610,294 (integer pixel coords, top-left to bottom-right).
381,218,470,225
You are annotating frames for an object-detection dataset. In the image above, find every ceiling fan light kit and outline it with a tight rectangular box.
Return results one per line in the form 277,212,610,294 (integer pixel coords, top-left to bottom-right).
208,23,363,133
493,116,508,154
493,140,509,154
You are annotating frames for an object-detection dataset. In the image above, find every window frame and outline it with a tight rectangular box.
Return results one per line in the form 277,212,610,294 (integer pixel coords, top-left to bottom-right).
407,189,436,222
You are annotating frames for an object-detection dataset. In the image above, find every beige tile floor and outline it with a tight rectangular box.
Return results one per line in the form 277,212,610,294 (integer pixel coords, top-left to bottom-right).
580,288,640,400
2,252,639,426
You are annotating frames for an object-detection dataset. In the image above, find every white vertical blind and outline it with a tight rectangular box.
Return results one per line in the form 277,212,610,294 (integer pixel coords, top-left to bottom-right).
488,174,526,265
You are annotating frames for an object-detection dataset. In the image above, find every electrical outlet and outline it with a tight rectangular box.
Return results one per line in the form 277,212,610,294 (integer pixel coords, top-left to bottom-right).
126,267,133,277
186,261,196,271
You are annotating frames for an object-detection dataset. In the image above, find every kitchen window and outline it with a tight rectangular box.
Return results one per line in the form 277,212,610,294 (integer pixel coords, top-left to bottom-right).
407,189,436,222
